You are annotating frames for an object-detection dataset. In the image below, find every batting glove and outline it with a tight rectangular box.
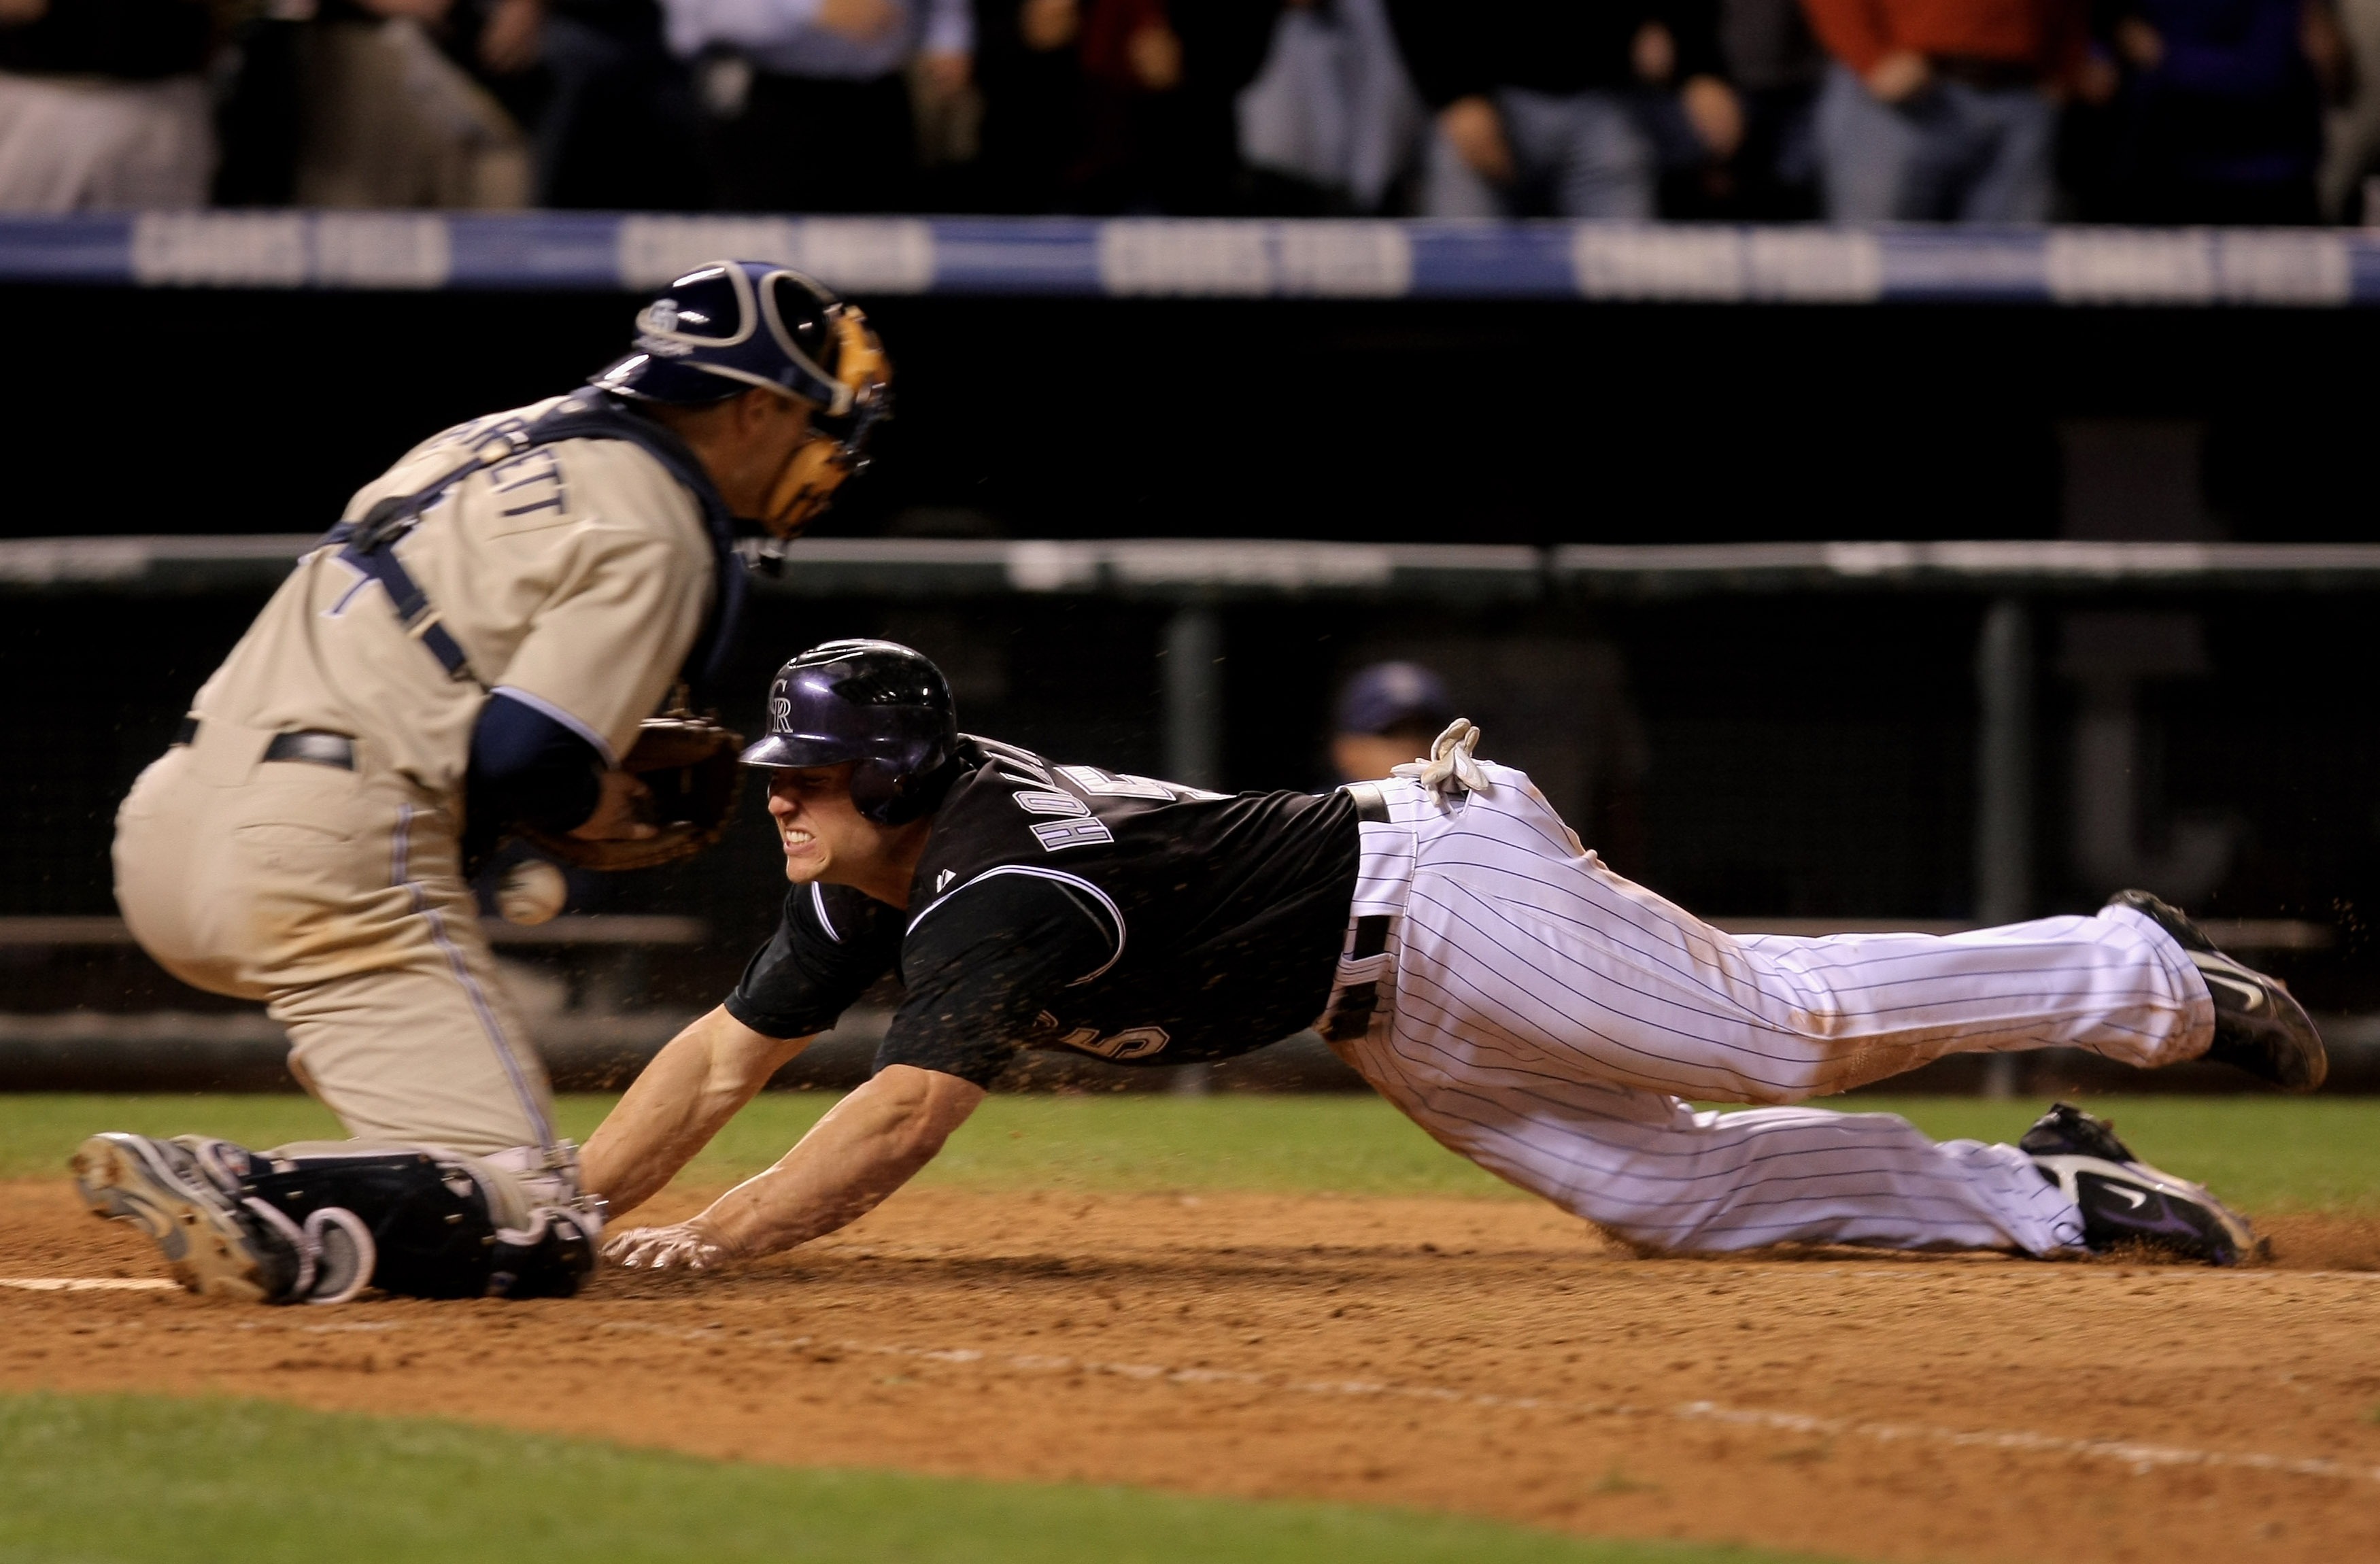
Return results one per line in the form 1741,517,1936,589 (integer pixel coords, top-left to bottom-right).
1392,717,1493,802
602,1222,734,1272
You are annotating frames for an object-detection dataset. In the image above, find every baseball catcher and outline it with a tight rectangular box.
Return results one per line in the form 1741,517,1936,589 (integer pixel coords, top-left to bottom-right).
78,261,890,1304
585,641,2322,1274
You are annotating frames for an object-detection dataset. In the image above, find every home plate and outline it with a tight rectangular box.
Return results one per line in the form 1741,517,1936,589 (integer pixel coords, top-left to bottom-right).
0,1278,177,1292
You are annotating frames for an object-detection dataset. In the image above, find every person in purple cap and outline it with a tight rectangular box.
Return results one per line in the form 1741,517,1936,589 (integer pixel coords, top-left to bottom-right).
1330,661,1459,785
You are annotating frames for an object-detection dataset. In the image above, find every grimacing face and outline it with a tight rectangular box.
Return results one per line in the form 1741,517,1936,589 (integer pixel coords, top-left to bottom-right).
763,764,886,885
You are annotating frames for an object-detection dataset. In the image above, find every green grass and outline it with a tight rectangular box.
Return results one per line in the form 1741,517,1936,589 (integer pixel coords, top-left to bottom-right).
0,1393,1827,1564
6,1091,2379,1212
1841,1096,2380,1216
0,1091,1518,1197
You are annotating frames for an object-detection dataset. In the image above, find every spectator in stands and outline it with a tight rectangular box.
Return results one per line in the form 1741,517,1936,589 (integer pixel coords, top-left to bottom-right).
1802,0,2088,221
972,0,1092,210
1134,0,1281,211
969,0,1275,212
2321,0,2379,217
1068,0,1189,207
1077,0,1281,212
212,9,302,205
1384,0,1744,220
216,0,533,207
2092,0,2330,222
664,0,972,211
476,0,711,208
0,0,215,210
1714,0,1826,215
1236,0,1425,213
1330,661,1456,784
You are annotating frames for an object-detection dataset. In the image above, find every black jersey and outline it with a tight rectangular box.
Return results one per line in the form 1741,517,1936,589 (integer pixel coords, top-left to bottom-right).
725,736,1361,1085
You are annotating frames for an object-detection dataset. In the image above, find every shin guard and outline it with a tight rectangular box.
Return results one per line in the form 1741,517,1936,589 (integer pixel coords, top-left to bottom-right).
232,1148,597,1300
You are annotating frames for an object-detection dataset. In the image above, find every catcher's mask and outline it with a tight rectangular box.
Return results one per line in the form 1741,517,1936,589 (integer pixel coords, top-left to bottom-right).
741,640,960,825
589,260,891,539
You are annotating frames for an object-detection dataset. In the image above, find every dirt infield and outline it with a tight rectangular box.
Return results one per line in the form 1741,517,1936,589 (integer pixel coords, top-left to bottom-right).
8,1176,2380,1564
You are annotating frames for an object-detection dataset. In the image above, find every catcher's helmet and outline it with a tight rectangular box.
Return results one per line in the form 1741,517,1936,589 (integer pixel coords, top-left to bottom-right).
590,260,893,537
740,641,960,824
593,260,877,411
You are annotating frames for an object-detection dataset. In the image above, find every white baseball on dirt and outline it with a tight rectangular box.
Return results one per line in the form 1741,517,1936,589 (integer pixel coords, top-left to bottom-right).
495,859,567,925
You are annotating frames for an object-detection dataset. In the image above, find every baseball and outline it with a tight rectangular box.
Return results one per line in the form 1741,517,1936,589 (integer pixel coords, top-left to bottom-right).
495,859,567,925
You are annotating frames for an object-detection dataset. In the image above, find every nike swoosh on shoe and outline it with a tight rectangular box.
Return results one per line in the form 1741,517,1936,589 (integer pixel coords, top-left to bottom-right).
2197,968,2269,1013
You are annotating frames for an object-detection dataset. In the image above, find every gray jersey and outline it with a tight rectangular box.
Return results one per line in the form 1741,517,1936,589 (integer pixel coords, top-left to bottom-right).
190,396,717,798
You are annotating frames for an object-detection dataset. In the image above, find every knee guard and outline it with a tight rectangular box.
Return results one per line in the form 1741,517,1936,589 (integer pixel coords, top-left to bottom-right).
218,1144,599,1302
486,1204,600,1300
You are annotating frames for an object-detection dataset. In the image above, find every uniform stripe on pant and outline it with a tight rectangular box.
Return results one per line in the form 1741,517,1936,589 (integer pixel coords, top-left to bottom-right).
1329,766,2212,1256
392,803,554,1149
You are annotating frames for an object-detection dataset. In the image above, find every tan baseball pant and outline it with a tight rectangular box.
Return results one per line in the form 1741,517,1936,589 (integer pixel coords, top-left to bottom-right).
113,719,561,1219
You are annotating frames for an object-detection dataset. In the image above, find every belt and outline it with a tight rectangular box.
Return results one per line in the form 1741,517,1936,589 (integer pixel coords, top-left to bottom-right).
171,720,356,772
265,732,357,770
1323,782,1395,1041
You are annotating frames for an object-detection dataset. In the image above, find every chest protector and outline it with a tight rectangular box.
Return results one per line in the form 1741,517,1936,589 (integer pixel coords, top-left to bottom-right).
320,390,749,696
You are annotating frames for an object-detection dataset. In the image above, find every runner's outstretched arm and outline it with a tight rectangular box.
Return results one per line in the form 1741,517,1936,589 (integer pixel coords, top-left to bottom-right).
582,1005,815,1220
602,1064,985,1269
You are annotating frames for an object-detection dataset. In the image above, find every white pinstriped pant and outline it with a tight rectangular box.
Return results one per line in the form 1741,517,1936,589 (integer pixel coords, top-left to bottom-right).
1327,768,2215,1256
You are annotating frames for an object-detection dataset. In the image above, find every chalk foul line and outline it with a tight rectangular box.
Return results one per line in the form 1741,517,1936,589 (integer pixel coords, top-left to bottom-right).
595,1319,2380,1487
0,1278,177,1293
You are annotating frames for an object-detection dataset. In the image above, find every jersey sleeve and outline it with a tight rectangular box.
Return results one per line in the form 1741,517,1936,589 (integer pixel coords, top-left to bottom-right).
876,874,1120,1087
491,442,715,762
724,883,903,1040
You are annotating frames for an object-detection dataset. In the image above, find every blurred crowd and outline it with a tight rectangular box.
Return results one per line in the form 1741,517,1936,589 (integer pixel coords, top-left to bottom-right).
1,0,2375,222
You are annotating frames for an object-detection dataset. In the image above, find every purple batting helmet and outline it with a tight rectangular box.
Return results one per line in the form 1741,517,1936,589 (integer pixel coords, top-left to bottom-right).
741,640,961,823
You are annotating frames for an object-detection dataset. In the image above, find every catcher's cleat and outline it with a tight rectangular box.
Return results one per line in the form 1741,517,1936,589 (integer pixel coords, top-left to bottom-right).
71,1134,303,1302
2021,1103,2258,1265
2106,889,2326,1092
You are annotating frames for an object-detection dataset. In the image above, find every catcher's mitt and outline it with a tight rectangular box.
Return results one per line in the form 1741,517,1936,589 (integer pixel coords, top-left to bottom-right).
520,708,745,872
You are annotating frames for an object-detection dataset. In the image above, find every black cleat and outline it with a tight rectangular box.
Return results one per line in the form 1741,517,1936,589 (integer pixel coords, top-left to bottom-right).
2020,1103,2258,1266
2106,889,2326,1093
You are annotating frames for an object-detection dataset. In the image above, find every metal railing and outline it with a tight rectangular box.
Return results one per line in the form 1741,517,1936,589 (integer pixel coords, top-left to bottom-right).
13,531,2375,794
14,534,2380,596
